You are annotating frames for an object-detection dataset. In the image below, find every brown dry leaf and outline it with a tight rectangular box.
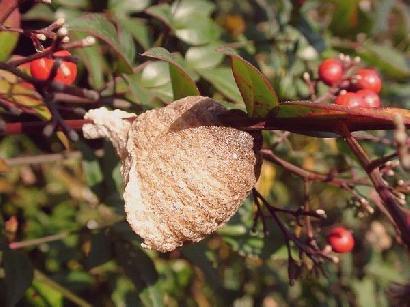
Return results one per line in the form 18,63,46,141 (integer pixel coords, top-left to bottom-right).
0,158,10,172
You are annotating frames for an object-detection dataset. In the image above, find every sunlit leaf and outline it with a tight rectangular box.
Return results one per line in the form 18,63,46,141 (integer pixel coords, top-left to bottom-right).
143,47,200,99
71,32,106,90
186,44,224,69
0,0,20,61
197,67,243,104
68,14,134,73
220,48,279,117
116,16,151,49
109,0,150,14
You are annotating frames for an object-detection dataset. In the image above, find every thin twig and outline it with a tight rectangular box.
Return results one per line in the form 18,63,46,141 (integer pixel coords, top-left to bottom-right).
339,124,410,249
9,232,70,249
260,148,370,189
34,270,92,307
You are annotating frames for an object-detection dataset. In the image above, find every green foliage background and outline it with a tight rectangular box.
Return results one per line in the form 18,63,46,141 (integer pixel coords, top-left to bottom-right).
0,0,409,306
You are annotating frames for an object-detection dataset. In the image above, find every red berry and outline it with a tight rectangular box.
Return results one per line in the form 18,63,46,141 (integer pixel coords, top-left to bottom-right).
318,59,344,86
335,92,363,108
354,68,381,93
327,226,355,253
30,50,77,85
357,89,381,108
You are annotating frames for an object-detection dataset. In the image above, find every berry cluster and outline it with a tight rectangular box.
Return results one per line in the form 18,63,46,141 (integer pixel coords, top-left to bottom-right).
318,57,382,109
29,50,77,85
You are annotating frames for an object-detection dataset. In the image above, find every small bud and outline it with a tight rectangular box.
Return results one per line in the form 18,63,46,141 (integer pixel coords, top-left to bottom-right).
391,160,400,168
316,209,326,217
397,179,405,186
359,198,368,205
344,55,351,63
41,0,51,3
36,33,47,41
84,89,99,101
338,53,346,61
43,124,54,137
398,193,406,200
323,244,332,254
303,71,310,82
68,130,79,142
55,10,65,19
385,169,395,177
56,17,65,26
331,256,339,264
339,89,347,95
57,26,68,37
385,161,392,167
395,131,407,144
62,36,70,43
353,56,361,63
82,36,96,46
366,206,374,214
87,220,99,230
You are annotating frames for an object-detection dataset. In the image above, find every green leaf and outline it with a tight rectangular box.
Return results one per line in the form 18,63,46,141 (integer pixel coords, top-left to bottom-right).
116,16,151,49
54,0,89,9
84,232,113,269
329,0,372,37
186,44,224,69
352,279,377,307
357,43,410,80
0,0,20,61
109,0,150,14
123,73,154,106
197,67,243,104
175,18,221,45
76,142,103,188
145,4,173,27
28,280,63,307
220,48,279,117
140,61,170,88
68,13,134,73
0,73,51,120
143,47,200,100
117,25,136,71
219,202,284,259
23,3,55,22
181,241,233,299
70,32,105,90
171,0,215,25
114,241,164,307
3,250,34,307
0,32,19,62
146,1,221,45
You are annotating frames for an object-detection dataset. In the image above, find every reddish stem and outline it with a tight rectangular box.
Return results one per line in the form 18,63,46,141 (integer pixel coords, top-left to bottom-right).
3,119,91,135
339,124,410,249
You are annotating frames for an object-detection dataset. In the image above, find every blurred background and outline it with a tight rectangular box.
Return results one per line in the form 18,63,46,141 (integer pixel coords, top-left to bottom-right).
0,0,409,306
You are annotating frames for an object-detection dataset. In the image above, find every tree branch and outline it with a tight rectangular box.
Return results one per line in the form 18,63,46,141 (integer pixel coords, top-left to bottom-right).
339,124,410,249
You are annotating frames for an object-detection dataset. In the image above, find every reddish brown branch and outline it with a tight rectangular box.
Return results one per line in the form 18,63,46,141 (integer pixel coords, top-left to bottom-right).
339,124,410,249
3,119,91,135
260,148,369,189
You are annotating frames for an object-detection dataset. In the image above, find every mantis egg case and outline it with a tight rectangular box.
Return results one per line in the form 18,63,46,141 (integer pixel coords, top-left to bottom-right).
83,96,261,252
